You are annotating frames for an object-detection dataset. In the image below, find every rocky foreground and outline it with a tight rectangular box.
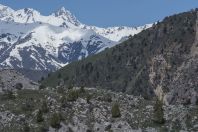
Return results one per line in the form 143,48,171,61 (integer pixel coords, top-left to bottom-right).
0,86,197,132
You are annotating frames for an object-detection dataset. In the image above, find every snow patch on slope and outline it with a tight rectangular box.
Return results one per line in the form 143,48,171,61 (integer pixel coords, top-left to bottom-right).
86,24,152,42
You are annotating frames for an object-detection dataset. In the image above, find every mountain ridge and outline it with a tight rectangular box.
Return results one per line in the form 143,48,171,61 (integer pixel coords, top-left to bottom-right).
0,4,151,72
0,4,152,41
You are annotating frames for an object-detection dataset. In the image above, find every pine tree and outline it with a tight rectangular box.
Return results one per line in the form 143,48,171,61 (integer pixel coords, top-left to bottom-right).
23,123,30,132
111,102,121,118
153,99,165,124
50,113,61,129
41,100,48,113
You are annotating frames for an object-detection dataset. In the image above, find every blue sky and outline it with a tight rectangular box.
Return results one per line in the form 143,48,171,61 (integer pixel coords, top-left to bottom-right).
0,0,198,27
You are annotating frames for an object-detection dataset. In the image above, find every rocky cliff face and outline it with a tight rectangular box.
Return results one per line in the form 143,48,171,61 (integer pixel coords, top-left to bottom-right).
150,12,198,105
165,57,198,105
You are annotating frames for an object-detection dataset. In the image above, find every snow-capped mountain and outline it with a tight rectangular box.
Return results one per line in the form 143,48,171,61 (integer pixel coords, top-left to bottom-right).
0,5,81,28
85,25,152,42
0,4,152,71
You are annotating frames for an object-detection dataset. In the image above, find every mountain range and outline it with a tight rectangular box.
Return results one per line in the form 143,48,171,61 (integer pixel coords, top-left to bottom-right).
0,3,198,131
43,9,198,105
0,4,151,71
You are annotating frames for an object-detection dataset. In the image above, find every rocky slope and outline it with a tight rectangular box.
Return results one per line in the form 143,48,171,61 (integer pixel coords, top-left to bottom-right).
0,69,38,92
43,9,198,105
0,4,151,71
0,87,197,131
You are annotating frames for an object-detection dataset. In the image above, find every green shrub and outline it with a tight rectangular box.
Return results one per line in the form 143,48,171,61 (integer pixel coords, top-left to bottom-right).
153,99,165,124
57,86,65,94
3,90,15,100
50,113,62,129
23,123,30,132
67,89,79,102
39,85,46,90
57,73,62,79
41,77,45,81
79,86,85,93
60,96,67,107
38,125,49,132
86,93,92,104
111,102,121,118
15,83,23,90
36,109,44,122
67,84,73,90
21,99,34,111
102,94,112,102
41,100,48,113
68,127,74,132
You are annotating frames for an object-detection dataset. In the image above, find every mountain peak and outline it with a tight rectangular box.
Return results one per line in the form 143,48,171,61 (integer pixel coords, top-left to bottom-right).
55,7,70,16
19,8,40,16
0,4,14,12
0,4,9,9
54,7,81,26
0,4,15,18
23,8,35,13
59,7,66,12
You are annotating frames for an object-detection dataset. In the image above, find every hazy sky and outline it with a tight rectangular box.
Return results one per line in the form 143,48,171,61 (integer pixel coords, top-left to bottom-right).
1,0,198,27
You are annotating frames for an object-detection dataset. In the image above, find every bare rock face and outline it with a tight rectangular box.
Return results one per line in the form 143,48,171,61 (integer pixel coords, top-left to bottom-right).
149,55,198,105
149,55,171,101
166,57,198,105
0,69,38,92
152,12,198,105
